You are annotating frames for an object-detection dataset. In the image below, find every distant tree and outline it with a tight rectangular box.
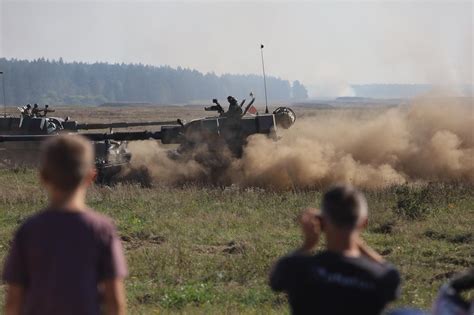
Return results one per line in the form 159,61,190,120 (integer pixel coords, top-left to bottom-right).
0,58,308,105
292,80,308,100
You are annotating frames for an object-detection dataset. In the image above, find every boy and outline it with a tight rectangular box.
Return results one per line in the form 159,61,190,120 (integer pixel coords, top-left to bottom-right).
3,135,127,315
270,184,400,315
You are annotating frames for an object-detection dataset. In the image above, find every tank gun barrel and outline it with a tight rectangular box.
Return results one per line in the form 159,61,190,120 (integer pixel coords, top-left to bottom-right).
74,120,179,130
0,135,53,142
0,131,164,143
85,131,163,141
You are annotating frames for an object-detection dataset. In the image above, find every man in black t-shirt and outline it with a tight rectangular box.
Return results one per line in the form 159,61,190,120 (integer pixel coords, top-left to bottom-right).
270,185,401,315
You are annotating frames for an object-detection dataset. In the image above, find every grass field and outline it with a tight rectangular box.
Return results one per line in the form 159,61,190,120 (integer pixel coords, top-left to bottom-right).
0,168,472,314
0,104,473,313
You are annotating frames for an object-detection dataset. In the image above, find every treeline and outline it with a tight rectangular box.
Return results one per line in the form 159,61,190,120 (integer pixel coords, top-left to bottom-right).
0,58,308,105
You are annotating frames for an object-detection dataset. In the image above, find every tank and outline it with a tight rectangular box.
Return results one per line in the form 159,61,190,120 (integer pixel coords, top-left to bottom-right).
161,107,296,158
0,108,177,180
0,110,177,135
0,98,296,182
0,129,163,182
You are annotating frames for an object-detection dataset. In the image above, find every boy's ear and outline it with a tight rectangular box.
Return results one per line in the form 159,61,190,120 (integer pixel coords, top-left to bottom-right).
39,170,48,186
84,168,97,186
91,168,98,182
359,217,369,230
318,215,325,232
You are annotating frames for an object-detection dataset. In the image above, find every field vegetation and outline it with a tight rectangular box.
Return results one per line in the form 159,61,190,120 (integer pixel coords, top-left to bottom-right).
0,168,472,314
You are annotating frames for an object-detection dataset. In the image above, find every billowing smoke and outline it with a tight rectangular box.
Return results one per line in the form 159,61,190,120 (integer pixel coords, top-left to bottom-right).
127,97,473,190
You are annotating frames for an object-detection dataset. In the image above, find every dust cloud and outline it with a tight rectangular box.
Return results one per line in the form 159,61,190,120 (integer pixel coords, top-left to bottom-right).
127,97,473,190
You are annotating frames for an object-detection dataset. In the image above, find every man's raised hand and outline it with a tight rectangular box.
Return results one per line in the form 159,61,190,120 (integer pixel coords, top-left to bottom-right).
298,208,322,254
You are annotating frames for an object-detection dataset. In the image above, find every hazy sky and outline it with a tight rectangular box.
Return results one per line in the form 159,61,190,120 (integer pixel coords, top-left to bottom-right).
1,0,472,90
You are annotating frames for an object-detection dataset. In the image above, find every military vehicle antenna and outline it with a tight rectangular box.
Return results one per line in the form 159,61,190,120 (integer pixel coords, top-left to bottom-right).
260,44,269,114
0,72,6,117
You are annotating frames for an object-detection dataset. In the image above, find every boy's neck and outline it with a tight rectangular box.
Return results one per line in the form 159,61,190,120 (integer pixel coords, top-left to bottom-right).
49,189,87,212
326,231,361,257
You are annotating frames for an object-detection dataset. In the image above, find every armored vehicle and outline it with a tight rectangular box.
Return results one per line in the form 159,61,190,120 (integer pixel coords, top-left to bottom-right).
0,98,296,182
0,106,178,179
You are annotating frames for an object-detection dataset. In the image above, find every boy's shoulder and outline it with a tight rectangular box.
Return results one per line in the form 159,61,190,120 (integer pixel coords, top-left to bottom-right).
18,208,117,237
78,208,116,227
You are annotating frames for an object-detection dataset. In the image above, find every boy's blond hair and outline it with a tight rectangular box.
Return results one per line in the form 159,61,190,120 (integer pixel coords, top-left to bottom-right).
40,135,95,192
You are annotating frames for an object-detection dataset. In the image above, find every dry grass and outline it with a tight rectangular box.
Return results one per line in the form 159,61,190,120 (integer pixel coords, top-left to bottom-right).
0,168,472,314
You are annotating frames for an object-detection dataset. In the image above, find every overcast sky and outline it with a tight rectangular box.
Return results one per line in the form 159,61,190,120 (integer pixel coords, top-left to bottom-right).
1,0,472,90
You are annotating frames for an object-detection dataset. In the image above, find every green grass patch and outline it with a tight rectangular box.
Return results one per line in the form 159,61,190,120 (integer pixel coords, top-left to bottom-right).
0,169,472,313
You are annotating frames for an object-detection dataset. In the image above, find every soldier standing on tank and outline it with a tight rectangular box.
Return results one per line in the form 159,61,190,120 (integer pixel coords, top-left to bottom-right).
39,104,54,117
226,96,243,118
32,104,40,117
222,96,245,156
23,104,32,117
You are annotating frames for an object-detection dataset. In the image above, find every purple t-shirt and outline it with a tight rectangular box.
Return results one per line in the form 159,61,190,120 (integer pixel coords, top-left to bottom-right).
2,208,128,315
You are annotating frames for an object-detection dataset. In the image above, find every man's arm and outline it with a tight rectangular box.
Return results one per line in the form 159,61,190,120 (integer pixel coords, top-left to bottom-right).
297,208,321,255
269,257,291,292
102,279,126,315
380,268,401,302
357,239,385,264
99,222,128,314
270,208,321,291
5,284,24,315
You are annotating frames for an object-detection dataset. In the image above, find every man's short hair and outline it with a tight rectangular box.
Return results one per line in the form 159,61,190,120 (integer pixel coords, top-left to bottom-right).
321,185,368,229
40,135,95,192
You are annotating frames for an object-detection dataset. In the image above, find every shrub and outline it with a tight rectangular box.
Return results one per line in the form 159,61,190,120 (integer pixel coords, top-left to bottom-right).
393,185,434,220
